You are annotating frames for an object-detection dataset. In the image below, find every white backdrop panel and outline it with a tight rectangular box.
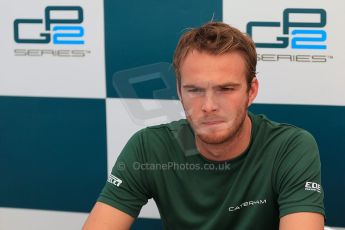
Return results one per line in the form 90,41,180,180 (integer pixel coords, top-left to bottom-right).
0,0,106,99
0,208,87,230
223,0,345,106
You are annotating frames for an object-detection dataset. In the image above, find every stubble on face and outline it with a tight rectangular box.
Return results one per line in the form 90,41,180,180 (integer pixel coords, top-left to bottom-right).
178,50,253,150
183,96,249,145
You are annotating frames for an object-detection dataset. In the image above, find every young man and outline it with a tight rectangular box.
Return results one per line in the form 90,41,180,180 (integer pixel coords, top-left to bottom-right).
83,22,325,229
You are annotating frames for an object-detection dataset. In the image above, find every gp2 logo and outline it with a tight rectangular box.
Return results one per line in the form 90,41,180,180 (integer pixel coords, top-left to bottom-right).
247,8,326,50
14,6,84,45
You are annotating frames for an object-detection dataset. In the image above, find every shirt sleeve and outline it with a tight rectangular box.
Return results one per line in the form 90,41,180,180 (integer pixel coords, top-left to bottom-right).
97,130,152,218
273,129,325,218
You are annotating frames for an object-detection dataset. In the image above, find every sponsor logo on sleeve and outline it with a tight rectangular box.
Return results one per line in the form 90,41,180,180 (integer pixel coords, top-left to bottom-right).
305,181,321,193
107,174,123,187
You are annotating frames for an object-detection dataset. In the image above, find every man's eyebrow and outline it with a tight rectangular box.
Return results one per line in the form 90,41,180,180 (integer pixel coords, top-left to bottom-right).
215,82,241,88
182,84,200,88
182,82,242,89
182,82,241,88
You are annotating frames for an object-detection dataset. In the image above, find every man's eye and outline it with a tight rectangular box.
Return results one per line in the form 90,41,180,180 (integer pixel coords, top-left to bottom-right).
188,88,202,93
220,87,234,92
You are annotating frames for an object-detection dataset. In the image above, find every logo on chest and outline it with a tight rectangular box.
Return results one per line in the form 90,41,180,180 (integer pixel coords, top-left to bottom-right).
229,199,267,212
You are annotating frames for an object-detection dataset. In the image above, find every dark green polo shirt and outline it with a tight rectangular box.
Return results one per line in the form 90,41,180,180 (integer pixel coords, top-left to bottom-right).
98,112,324,230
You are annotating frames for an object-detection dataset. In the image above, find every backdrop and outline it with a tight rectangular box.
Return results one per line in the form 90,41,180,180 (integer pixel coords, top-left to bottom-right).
0,0,344,229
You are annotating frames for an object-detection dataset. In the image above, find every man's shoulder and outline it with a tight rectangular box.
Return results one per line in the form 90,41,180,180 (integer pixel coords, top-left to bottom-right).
130,119,191,143
249,112,318,152
138,119,190,138
126,119,193,160
250,112,311,136
146,119,189,131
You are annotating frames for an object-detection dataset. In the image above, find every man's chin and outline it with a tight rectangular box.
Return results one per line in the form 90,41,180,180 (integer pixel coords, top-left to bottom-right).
197,132,231,145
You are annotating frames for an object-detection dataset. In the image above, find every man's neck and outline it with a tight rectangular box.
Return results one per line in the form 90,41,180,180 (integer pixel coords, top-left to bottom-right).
195,115,252,162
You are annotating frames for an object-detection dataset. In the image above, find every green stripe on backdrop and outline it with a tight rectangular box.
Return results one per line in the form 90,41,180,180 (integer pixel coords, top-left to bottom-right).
104,0,222,98
0,96,107,212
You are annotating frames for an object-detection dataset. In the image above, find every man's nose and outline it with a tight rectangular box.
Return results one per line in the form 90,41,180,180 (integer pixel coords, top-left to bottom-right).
201,92,218,113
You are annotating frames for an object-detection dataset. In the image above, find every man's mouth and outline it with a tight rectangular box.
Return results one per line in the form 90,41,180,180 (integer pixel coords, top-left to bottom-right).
201,120,224,126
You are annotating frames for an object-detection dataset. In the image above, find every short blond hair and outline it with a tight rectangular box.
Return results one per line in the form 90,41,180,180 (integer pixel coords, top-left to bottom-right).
173,22,257,89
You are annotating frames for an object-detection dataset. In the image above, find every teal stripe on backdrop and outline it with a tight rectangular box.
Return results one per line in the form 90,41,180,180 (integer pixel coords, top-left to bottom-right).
105,0,222,98
0,96,107,212
132,218,163,230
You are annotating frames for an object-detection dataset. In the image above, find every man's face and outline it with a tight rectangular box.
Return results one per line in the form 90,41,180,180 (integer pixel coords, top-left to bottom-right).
178,50,258,145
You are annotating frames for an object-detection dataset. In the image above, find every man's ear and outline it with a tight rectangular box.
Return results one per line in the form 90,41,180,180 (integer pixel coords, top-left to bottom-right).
176,80,182,101
247,76,258,107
